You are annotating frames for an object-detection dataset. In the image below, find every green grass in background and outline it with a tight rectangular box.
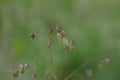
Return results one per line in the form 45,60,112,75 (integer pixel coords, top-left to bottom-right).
0,0,120,80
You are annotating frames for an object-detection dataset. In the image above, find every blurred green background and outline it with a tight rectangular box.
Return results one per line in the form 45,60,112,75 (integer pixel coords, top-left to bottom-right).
0,0,120,80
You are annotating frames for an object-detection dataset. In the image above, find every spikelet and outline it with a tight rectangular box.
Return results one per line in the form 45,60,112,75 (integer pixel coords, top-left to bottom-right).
86,69,93,77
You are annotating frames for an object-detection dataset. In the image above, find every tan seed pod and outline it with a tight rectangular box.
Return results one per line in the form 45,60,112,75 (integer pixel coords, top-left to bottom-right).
30,33,36,40
48,28,53,35
62,37,70,47
48,39,52,48
64,45,69,52
101,58,110,65
98,57,110,70
56,26,62,33
57,32,62,41
70,40,76,51
10,67,19,77
19,63,25,74
24,63,30,68
57,31,66,41
61,31,66,38
32,73,37,80
86,69,93,77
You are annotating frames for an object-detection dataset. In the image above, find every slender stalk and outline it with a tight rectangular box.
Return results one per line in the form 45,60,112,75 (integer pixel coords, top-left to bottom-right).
64,58,96,80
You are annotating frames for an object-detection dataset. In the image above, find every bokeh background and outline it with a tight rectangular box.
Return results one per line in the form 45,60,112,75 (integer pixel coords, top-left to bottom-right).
0,0,120,80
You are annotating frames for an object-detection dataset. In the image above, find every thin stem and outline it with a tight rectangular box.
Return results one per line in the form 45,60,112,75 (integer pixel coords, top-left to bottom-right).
52,73,58,80
64,57,96,80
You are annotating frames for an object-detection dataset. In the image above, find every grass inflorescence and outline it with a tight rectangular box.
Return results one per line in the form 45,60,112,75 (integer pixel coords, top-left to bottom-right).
10,25,110,80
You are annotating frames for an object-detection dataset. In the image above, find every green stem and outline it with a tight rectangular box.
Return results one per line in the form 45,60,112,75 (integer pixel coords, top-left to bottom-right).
64,57,96,80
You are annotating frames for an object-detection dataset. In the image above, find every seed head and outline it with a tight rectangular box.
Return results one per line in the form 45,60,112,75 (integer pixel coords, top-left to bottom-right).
48,39,52,48
10,67,19,77
30,33,36,40
57,31,66,41
48,28,53,35
98,57,110,70
57,32,62,41
56,26,62,33
19,63,25,74
70,40,76,51
32,73,37,80
101,57,110,65
24,63,30,68
62,37,70,47
64,45,69,52
61,31,65,38
86,69,93,77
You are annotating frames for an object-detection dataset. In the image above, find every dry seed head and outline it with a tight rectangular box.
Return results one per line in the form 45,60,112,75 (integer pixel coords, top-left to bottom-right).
32,73,37,80
19,63,25,74
64,45,69,51
10,67,19,77
102,58,110,65
86,69,93,77
56,26,62,33
48,28,53,35
57,32,62,41
70,40,76,51
62,37,66,44
30,33,36,40
48,39,52,48
24,63,30,68
57,31,66,41
65,38,70,46
64,45,69,49
62,37,70,47
61,31,66,38
98,57,110,70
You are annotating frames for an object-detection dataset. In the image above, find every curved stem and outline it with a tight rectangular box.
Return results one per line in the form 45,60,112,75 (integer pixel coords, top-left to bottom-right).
64,57,96,80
